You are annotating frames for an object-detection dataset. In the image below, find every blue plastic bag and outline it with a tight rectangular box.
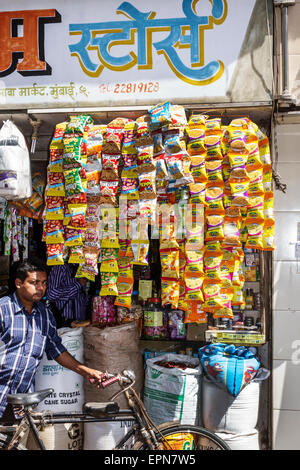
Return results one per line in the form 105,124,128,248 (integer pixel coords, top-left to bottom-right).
198,343,260,397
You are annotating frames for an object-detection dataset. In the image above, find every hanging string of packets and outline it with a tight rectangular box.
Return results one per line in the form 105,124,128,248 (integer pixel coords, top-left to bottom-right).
3,204,30,262
44,106,274,317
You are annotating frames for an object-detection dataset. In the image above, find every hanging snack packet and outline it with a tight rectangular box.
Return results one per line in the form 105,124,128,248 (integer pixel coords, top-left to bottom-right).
190,155,207,182
184,302,207,323
135,114,151,141
100,272,118,296
86,125,105,156
138,171,156,199
186,127,206,156
53,122,68,141
122,152,137,169
45,196,64,220
205,214,224,242
204,131,223,161
263,167,273,192
68,203,87,230
223,215,242,247
170,105,187,127
152,130,164,156
205,185,224,214
46,172,65,197
64,167,86,197
264,192,274,221
68,245,85,264
228,149,249,169
64,115,93,137
164,129,182,155
203,247,223,280
263,219,275,250
205,160,223,184
99,180,119,205
166,153,185,180
45,219,64,244
228,128,247,152
160,249,180,279
101,153,121,181
205,118,221,131
258,132,271,168
148,101,172,131
155,154,168,180
245,220,264,250
86,170,101,196
202,278,222,312
63,137,85,165
100,259,119,273
86,153,102,173
161,278,180,308
184,274,204,302
213,287,234,318
84,228,101,250
64,227,83,247
136,143,155,173
188,182,206,205
46,243,64,266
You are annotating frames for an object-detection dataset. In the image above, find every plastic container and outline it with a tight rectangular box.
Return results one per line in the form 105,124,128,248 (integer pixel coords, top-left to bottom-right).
143,298,167,340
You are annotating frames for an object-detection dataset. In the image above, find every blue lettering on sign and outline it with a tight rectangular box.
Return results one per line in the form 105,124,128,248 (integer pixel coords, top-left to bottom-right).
69,0,227,86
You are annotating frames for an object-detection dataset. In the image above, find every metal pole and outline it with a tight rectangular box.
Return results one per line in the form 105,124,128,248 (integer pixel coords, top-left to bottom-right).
281,6,289,95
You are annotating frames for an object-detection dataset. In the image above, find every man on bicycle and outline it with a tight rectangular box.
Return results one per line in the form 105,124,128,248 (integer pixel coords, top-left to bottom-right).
0,259,103,423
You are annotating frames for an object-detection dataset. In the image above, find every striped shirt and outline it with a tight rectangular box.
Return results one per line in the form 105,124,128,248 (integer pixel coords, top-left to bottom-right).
0,292,66,418
46,264,88,321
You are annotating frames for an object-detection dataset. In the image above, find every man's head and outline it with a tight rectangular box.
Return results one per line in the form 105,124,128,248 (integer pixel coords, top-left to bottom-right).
14,259,47,305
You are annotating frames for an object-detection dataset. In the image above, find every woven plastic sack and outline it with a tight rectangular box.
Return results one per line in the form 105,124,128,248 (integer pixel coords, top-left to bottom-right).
198,343,260,397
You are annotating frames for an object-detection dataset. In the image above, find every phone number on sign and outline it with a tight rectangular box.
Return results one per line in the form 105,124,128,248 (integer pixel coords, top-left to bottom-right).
99,82,159,94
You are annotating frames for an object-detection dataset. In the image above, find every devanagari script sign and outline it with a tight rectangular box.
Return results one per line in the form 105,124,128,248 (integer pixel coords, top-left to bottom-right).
0,0,273,109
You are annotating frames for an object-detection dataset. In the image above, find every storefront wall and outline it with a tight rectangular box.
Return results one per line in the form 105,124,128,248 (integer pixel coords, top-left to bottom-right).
272,0,300,450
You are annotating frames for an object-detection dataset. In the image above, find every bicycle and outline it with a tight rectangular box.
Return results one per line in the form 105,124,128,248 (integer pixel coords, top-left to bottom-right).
0,369,230,451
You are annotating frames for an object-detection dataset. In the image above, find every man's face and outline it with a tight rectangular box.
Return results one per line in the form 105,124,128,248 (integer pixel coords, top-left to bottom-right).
15,271,47,304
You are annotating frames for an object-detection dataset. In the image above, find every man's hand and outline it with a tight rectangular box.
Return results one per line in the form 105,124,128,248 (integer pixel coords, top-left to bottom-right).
86,368,106,388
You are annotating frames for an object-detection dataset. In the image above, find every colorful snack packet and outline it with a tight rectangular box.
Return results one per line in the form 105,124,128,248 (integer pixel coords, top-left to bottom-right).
203,247,223,280
46,243,64,266
148,101,172,131
164,129,182,155
45,220,64,244
63,137,85,165
202,278,223,312
86,170,101,196
136,144,156,173
263,167,273,192
184,274,204,302
186,127,206,155
170,105,187,127
86,124,105,156
64,115,93,136
68,245,85,264
155,154,168,180
100,272,118,296
152,130,164,156
190,155,207,183
184,302,207,324
188,114,208,127
45,196,64,220
67,203,87,230
264,192,274,221
263,220,275,250
160,249,180,279
205,118,221,131
86,153,102,172
204,132,223,160
161,277,180,308
227,149,249,169
46,172,65,197
166,154,185,180
205,215,224,242
101,153,121,181
64,227,83,247
138,171,156,199
223,216,242,247
64,167,86,197
205,185,224,214
205,160,223,184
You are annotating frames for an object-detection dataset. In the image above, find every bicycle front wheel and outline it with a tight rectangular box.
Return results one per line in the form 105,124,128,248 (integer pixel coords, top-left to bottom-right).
132,423,230,451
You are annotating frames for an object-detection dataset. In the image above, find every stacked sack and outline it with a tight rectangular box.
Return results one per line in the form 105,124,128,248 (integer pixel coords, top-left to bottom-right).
199,343,270,450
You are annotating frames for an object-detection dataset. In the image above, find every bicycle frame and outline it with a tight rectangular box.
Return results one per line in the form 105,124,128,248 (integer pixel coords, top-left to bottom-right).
5,398,153,450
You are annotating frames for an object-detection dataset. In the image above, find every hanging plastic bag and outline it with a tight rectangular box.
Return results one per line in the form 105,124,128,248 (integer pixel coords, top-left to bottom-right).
0,120,32,200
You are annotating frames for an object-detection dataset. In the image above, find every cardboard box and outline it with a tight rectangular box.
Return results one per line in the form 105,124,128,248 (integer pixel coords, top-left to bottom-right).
186,323,207,341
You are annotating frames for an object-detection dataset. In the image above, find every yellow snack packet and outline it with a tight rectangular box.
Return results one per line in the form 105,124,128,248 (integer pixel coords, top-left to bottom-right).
160,249,180,279
161,278,180,308
263,220,275,251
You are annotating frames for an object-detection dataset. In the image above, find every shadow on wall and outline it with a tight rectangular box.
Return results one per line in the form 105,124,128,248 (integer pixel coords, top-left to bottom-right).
227,0,273,102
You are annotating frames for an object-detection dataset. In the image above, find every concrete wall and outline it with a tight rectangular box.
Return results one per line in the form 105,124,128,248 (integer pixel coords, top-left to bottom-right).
272,120,300,449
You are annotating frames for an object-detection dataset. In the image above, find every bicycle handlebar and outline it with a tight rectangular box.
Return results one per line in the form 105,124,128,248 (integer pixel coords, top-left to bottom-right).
91,370,135,388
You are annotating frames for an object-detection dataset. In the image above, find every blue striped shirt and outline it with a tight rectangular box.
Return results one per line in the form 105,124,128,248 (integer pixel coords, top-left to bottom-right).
46,264,88,320
0,292,66,417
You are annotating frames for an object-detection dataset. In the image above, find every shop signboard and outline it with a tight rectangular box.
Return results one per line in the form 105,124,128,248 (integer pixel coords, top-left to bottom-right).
0,0,273,110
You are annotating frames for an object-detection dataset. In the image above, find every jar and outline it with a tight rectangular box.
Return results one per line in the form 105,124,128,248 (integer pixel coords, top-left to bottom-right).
143,298,167,340
167,309,186,340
